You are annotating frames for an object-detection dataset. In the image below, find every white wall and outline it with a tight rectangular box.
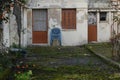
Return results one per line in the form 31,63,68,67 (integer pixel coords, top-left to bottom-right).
7,0,115,47
97,11,111,42
3,0,116,47
27,9,32,46
3,15,10,47
26,0,88,46
9,8,19,46
27,0,88,8
21,8,28,47
62,9,88,46
9,7,28,47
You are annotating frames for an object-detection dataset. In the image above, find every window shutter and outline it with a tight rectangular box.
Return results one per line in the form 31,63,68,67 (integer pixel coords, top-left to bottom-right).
62,9,76,29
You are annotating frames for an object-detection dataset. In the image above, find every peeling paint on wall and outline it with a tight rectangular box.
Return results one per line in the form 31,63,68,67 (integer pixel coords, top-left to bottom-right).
88,0,111,8
27,9,33,45
27,0,87,8
48,9,61,29
9,14,19,46
77,9,87,23
88,12,97,25
2,0,117,47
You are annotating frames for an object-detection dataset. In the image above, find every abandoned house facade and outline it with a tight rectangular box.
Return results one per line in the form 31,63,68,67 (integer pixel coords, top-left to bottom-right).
1,0,119,47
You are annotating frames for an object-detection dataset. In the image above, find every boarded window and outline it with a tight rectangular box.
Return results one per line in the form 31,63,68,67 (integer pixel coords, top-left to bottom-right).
33,9,47,31
88,12,97,25
62,9,76,29
100,12,107,21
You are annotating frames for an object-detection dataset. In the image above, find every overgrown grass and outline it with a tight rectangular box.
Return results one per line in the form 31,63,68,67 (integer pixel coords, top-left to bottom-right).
30,65,120,80
26,46,120,80
27,46,93,58
86,42,112,58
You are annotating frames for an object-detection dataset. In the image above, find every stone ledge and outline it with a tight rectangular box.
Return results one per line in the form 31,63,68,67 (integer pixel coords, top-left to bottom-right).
86,46,120,69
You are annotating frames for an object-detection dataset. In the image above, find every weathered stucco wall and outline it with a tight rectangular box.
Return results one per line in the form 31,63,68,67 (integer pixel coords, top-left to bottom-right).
48,8,61,45
62,9,88,46
26,0,88,46
27,0,87,8
88,0,113,43
97,12,112,42
9,13,19,46
3,21,10,47
9,8,28,47
88,0,111,9
21,8,28,47
87,11,112,43
2,10,18,47
2,13,11,47
27,9,32,46
6,0,114,46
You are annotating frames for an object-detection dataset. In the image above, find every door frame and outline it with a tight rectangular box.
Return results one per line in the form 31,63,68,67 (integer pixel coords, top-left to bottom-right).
32,9,48,44
88,12,97,42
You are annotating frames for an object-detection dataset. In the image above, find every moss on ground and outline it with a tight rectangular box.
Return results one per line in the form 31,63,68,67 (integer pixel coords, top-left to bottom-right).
27,46,93,58
26,46,120,80
86,43,112,58
30,65,120,80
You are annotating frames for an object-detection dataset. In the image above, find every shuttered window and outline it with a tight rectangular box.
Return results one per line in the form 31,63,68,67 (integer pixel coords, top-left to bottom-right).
62,9,76,29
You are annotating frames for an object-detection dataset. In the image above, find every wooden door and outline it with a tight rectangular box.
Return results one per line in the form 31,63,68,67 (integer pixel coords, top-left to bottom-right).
88,12,97,42
32,9,48,43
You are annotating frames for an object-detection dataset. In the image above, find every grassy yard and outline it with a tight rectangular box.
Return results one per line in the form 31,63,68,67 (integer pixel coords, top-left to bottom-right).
25,46,120,80
86,42,120,64
86,43,112,58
